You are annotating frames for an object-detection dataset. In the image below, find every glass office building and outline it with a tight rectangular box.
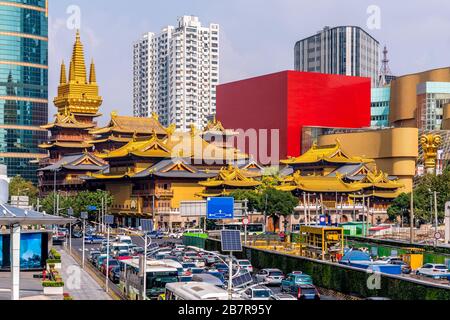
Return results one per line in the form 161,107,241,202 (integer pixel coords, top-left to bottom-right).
371,87,391,128
294,26,380,87
0,0,48,183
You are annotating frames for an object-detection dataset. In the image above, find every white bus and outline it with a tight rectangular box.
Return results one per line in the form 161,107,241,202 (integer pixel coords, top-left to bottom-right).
119,258,179,300
165,282,242,300
208,223,265,237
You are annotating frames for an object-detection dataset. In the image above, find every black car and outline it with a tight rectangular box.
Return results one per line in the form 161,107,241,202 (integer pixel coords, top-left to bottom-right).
109,266,120,284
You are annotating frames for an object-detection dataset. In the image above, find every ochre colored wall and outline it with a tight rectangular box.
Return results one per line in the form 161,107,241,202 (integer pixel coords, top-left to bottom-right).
390,67,450,127
443,104,450,130
106,183,135,210
171,182,205,208
318,128,418,192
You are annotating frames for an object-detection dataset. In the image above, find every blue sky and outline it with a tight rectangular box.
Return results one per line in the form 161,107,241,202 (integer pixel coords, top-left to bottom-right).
48,0,450,124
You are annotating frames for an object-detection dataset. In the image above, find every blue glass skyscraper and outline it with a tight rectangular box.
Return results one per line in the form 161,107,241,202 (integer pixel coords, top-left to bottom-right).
0,0,48,183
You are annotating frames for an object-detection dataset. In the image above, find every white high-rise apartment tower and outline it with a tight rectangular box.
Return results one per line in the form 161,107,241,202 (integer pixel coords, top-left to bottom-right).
133,16,219,131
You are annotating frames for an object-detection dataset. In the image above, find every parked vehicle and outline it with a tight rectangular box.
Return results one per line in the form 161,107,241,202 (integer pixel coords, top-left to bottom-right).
88,250,102,263
240,286,274,300
147,231,163,239
389,260,412,274
85,235,105,244
237,260,253,273
293,284,321,300
212,263,229,274
255,269,285,285
281,272,313,292
115,251,132,261
116,235,132,244
131,247,145,256
169,232,183,239
269,293,297,300
109,266,121,284
416,264,449,279
101,259,120,275
94,254,109,269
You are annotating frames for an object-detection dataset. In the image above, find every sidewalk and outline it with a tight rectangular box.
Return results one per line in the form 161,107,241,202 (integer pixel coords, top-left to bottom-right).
60,249,112,300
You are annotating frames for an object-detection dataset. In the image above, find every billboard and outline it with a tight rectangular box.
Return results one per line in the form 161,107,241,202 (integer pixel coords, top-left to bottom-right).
20,233,42,269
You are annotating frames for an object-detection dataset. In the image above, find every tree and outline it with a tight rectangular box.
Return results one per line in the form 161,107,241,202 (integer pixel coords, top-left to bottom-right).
388,166,450,225
228,189,262,213
40,190,113,218
8,176,38,206
262,188,298,231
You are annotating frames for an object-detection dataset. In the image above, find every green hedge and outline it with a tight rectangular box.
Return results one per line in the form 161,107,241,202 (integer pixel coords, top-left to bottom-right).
183,235,206,248
46,259,61,264
42,281,65,288
203,238,450,300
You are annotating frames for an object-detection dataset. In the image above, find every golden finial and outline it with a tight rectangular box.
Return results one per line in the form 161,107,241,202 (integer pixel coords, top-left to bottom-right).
166,124,176,136
60,60,67,84
178,149,184,158
111,111,118,118
89,59,97,84
151,129,157,139
190,124,197,137
132,131,138,142
151,112,159,121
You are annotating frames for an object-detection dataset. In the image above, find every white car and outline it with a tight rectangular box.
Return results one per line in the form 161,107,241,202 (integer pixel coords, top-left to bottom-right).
416,264,449,279
240,286,274,300
255,268,285,285
169,232,183,239
237,260,254,273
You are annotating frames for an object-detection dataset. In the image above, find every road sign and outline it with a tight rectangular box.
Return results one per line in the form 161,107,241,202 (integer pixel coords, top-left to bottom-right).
141,219,154,232
242,218,249,225
207,197,234,220
67,208,74,216
87,205,97,211
319,215,327,226
104,215,114,225
434,232,442,240
80,212,88,220
221,230,242,252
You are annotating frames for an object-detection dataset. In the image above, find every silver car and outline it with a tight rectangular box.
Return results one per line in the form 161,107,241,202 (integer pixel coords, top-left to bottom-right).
255,268,285,285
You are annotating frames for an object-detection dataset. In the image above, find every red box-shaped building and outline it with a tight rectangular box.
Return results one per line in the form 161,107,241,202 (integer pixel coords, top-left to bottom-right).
216,70,371,164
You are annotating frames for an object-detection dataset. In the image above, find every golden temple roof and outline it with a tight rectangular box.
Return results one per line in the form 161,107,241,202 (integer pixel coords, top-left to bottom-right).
281,140,373,166
39,141,93,150
203,117,238,136
53,31,103,116
97,131,171,159
199,165,261,188
276,168,404,194
41,112,96,130
90,112,167,136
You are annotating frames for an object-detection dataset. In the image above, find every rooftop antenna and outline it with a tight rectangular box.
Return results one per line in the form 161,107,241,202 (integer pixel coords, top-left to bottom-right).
377,45,393,87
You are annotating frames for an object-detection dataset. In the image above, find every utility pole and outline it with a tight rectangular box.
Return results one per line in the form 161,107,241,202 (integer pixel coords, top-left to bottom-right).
410,191,415,244
434,191,439,246
362,194,366,237
303,193,308,226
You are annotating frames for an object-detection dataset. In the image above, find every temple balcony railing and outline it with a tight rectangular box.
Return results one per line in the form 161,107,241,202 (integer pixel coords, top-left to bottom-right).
39,178,85,186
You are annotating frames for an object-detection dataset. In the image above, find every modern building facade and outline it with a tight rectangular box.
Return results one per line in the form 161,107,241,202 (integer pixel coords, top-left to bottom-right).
216,71,371,164
133,16,219,131
0,0,49,183
294,26,380,87
371,87,391,128
389,67,450,128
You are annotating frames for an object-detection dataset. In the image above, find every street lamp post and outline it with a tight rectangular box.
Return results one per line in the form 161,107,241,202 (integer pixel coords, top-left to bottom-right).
434,191,439,246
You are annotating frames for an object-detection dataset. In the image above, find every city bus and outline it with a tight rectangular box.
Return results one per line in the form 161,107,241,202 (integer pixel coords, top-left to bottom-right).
165,282,241,300
208,223,265,237
118,258,179,300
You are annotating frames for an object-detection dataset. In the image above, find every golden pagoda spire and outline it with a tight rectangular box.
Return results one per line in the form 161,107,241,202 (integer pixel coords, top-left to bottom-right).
89,59,97,84
68,60,75,82
70,30,87,83
59,60,67,84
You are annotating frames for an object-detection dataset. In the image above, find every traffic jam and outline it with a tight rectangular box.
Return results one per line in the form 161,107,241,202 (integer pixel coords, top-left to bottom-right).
75,226,323,301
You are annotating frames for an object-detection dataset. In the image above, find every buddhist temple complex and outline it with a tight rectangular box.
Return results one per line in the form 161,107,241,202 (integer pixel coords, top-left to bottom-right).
278,141,404,225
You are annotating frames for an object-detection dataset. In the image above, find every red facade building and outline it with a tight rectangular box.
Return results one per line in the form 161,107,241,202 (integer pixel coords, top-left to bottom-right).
216,70,371,164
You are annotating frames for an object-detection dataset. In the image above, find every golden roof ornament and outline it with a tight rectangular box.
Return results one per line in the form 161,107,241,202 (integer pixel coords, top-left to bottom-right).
151,112,159,121
420,134,442,175
166,124,176,136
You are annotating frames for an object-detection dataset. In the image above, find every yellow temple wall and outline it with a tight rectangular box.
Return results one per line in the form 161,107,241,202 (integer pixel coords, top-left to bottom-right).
171,182,205,208
106,183,135,211
318,128,418,193
443,104,450,130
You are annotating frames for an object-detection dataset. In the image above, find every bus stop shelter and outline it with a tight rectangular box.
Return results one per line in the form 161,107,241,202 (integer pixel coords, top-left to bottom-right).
0,203,75,300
